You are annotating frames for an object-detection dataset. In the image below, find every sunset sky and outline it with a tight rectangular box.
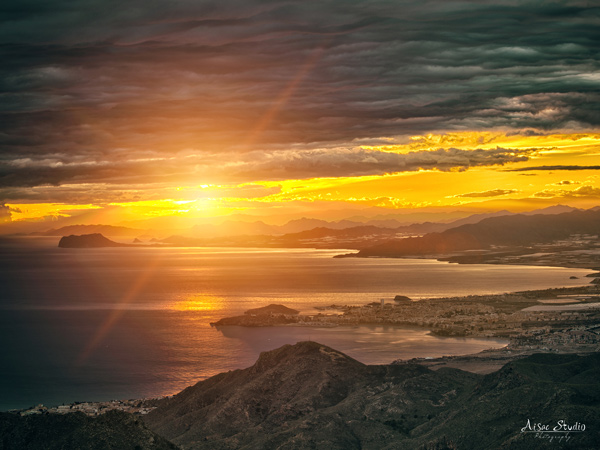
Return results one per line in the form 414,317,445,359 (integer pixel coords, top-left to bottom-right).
1,0,599,230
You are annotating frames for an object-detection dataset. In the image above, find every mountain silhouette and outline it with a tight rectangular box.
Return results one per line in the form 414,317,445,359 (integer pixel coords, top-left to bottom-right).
355,208,600,257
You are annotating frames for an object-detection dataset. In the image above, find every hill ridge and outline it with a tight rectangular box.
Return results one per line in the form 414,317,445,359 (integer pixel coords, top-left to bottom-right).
144,343,600,449
356,208,600,257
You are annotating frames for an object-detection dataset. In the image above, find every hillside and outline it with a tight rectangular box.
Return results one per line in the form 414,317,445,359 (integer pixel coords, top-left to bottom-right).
145,342,600,449
0,410,177,450
354,208,600,257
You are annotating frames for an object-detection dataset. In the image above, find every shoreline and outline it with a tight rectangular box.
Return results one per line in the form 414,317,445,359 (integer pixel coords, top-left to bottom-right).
6,243,600,416
211,284,600,334
211,284,600,375
9,282,600,416
338,239,600,273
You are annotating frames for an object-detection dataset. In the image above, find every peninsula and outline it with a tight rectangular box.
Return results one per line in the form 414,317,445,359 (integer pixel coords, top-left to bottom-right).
211,284,600,373
343,208,600,266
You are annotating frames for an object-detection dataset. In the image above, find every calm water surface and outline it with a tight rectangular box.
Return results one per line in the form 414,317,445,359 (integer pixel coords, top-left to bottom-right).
0,238,591,410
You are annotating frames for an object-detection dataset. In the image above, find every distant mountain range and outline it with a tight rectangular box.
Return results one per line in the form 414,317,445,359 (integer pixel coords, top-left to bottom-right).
38,205,580,241
354,208,600,257
181,205,580,238
143,342,600,449
55,206,599,253
149,205,596,251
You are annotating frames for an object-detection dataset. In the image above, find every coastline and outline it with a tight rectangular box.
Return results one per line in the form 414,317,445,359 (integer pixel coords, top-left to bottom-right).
211,283,600,375
9,281,600,418
336,236,600,273
211,284,600,336
5,243,600,417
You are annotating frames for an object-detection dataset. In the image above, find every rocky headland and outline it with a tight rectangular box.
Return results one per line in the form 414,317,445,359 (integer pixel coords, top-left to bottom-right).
347,209,600,258
336,209,600,277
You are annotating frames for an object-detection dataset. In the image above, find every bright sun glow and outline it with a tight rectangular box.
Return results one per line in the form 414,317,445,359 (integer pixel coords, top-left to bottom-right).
170,295,225,311
4,132,600,227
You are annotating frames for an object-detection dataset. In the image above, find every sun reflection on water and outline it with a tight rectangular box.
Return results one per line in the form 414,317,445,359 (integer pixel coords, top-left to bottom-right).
170,295,225,311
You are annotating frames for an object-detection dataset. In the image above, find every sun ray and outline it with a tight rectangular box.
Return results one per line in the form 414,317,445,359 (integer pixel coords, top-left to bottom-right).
74,254,162,366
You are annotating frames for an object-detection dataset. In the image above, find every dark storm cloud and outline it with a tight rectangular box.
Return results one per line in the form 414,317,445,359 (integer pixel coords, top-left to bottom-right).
225,147,532,180
1,0,599,193
0,147,532,195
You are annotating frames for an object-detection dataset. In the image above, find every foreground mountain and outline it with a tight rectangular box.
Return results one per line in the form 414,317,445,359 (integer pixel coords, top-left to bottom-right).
354,208,600,257
145,342,600,449
0,410,177,450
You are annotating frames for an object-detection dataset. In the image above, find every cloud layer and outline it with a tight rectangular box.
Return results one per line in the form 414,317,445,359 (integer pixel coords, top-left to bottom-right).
0,146,532,203
1,0,599,197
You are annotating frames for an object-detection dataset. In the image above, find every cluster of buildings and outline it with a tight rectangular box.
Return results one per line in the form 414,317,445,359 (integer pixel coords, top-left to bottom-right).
17,398,158,417
511,326,600,351
283,291,600,344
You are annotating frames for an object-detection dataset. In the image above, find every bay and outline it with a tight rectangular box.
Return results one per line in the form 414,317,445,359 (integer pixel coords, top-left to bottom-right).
0,238,591,410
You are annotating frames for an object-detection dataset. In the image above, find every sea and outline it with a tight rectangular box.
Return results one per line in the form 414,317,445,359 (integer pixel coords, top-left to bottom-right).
0,237,592,410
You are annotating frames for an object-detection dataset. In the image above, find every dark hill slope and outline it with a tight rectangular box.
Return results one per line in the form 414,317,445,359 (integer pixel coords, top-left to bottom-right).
356,208,600,257
145,342,600,449
407,353,600,450
0,410,177,450
144,342,375,446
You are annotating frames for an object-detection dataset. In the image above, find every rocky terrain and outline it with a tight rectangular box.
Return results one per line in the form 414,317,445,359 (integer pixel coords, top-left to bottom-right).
0,410,177,450
144,341,600,450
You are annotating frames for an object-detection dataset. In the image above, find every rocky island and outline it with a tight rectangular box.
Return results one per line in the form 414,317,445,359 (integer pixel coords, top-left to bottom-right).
58,233,132,248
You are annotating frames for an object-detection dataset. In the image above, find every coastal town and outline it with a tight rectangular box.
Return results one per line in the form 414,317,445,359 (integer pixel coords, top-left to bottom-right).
15,398,159,418
211,282,600,355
